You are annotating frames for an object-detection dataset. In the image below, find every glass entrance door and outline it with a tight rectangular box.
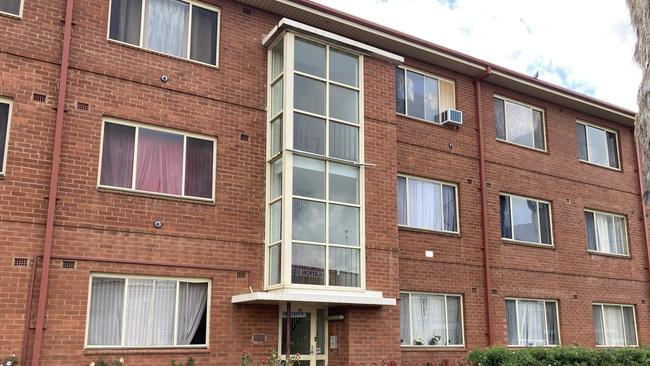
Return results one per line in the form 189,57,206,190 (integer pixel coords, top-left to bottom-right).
280,306,327,366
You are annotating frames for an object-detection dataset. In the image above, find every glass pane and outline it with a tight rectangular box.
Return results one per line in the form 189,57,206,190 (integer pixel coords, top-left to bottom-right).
269,244,281,285
0,102,8,173
294,113,325,155
330,49,358,86
400,293,411,345
623,307,637,346
271,158,282,199
545,302,559,345
406,71,425,119
143,0,190,58
329,247,360,287
396,69,405,114
532,110,545,150
511,197,539,243
614,216,628,255
316,309,326,354
294,38,325,78
408,179,442,230
329,85,358,123
500,195,512,239
177,282,208,345
442,185,457,232
281,310,312,353
291,243,325,285
270,117,282,155
293,156,325,199
495,98,506,140
270,200,281,243
272,41,284,80
100,122,135,188
190,5,218,65
439,79,455,114
150,280,176,346
271,79,283,116
329,122,358,161
603,305,625,346
538,202,552,244
329,163,358,204
135,128,184,195
0,0,21,15
607,131,620,168
585,211,597,251
593,305,605,346
88,277,125,346
586,125,609,166
124,279,176,346
447,296,463,345
294,75,325,115
329,204,359,245
424,76,439,122
397,177,407,225
577,123,588,160
506,300,518,345
292,199,325,242
410,294,447,346
184,137,213,199
505,101,534,148
517,300,546,346
109,0,142,45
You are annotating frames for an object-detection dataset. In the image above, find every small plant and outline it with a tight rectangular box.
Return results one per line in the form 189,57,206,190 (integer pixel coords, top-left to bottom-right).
1,354,18,366
90,357,124,366
241,350,300,366
171,357,194,366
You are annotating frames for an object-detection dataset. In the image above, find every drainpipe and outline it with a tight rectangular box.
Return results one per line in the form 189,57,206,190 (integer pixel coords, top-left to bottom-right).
285,302,292,360
473,66,494,346
30,0,74,364
634,142,650,292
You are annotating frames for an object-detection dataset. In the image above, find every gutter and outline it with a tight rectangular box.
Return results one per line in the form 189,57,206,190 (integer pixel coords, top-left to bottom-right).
635,143,650,299
474,65,494,346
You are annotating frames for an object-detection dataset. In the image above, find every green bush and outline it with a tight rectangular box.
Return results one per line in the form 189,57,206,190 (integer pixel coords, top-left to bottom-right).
467,346,650,366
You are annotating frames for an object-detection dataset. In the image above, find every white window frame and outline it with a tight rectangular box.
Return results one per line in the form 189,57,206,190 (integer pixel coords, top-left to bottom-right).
396,66,456,125
84,273,211,349
0,97,13,176
400,291,465,348
495,95,547,152
97,117,217,202
500,193,554,247
397,174,460,235
585,209,629,257
0,0,23,18
506,298,561,347
576,120,621,171
593,303,638,348
106,0,221,67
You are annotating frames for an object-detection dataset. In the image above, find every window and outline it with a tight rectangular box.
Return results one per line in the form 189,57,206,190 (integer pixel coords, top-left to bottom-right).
593,304,637,347
500,194,552,245
108,0,220,66
494,96,546,150
576,121,620,169
0,0,22,16
395,68,455,123
265,34,363,289
85,274,210,348
506,299,560,347
397,175,458,233
0,98,12,176
585,210,628,256
99,119,216,201
400,292,464,347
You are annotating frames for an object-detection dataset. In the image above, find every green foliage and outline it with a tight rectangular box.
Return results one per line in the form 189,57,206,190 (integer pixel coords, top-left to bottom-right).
1,354,18,366
467,346,650,366
171,357,194,366
93,357,123,366
240,350,300,366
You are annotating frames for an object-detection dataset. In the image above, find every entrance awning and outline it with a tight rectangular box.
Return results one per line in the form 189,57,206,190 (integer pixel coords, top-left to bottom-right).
232,288,395,306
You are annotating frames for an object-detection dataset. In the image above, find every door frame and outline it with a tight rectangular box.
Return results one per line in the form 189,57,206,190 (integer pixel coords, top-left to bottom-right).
278,303,328,366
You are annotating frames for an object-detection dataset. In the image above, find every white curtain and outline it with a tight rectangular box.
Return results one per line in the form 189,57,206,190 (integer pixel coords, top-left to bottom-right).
446,296,462,345
595,213,626,254
408,179,441,230
144,0,189,57
177,282,208,345
87,277,125,346
517,300,546,346
400,294,411,345
411,294,447,345
124,279,176,346
604,306,625,346
328,247,359,287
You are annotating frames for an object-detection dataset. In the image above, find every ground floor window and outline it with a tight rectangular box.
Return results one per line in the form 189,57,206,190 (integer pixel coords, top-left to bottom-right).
506,298,559,347
85,274,210,348
400,292,464,347
593,303,637,347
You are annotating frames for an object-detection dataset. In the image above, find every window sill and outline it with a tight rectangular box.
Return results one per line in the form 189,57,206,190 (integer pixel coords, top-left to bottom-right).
0,11,21,19
507,345,559,348
502,239,554,249
578,159,621,172
107,39,219,70
496,138,548,154
398,225,460,237
400,346,465,352
588,250,630,259
97,186,215,206
396,113,458,130
84,348,209,356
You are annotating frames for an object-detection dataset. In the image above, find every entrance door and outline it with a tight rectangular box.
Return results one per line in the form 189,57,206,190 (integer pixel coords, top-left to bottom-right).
280,306,327,366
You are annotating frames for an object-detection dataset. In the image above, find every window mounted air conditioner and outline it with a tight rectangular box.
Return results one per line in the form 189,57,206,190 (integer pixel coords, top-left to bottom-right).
441,109,462,126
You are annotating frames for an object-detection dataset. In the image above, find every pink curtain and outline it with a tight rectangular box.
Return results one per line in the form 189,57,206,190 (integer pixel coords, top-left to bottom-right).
136,128,183,195
100,123,135,188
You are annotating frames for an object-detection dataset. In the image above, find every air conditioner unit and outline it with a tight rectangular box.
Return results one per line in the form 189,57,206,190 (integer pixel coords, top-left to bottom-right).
441,109,463,126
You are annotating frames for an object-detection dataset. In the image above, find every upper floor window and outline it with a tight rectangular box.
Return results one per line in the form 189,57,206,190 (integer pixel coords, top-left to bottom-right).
576,121,620,169
85,274,210,348
593,303,637,347
500,193,552,246
397,175,458,234
0,0,22,17
506,298,559,347
395,68,455,123
494,96,546,151
108,0,220,66
99,119,216,201
0,98,12,176
585,209,628,256
400,292,464,347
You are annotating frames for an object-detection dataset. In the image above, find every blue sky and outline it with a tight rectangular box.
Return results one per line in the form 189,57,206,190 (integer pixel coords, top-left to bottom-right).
314,0,641,111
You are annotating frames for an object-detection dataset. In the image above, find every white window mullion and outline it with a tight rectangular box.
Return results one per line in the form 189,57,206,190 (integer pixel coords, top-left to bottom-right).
444,295,449,345
147,280,156,345
403,70,409,116
439,182,444,231
186,4,193,59
408,293,414,345
405,177,410,226
620,306,627,347
139,0,146,48
437,79,442,123
543,301,549,346
536,201,542,244
131,127,140,190
181,135,187,197
173,281,180,346
585,125,592,163
509,197,515,241
120,277,129,347
515,299,520,346
601,305,609,346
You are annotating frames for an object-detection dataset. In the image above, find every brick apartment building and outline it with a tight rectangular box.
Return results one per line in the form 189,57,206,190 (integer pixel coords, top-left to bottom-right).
0,0,645,365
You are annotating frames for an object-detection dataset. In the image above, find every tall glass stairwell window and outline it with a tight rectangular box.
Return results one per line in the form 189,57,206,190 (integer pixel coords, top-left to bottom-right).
265,33,364,289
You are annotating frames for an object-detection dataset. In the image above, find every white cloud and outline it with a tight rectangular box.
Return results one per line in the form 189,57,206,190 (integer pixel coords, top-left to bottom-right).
313,0,641,111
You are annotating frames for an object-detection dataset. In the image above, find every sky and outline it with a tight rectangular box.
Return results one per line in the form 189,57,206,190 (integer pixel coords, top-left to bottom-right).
313,0,641,111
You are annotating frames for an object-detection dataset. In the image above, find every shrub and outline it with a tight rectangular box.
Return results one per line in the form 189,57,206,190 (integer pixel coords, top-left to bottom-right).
467,346,650,366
